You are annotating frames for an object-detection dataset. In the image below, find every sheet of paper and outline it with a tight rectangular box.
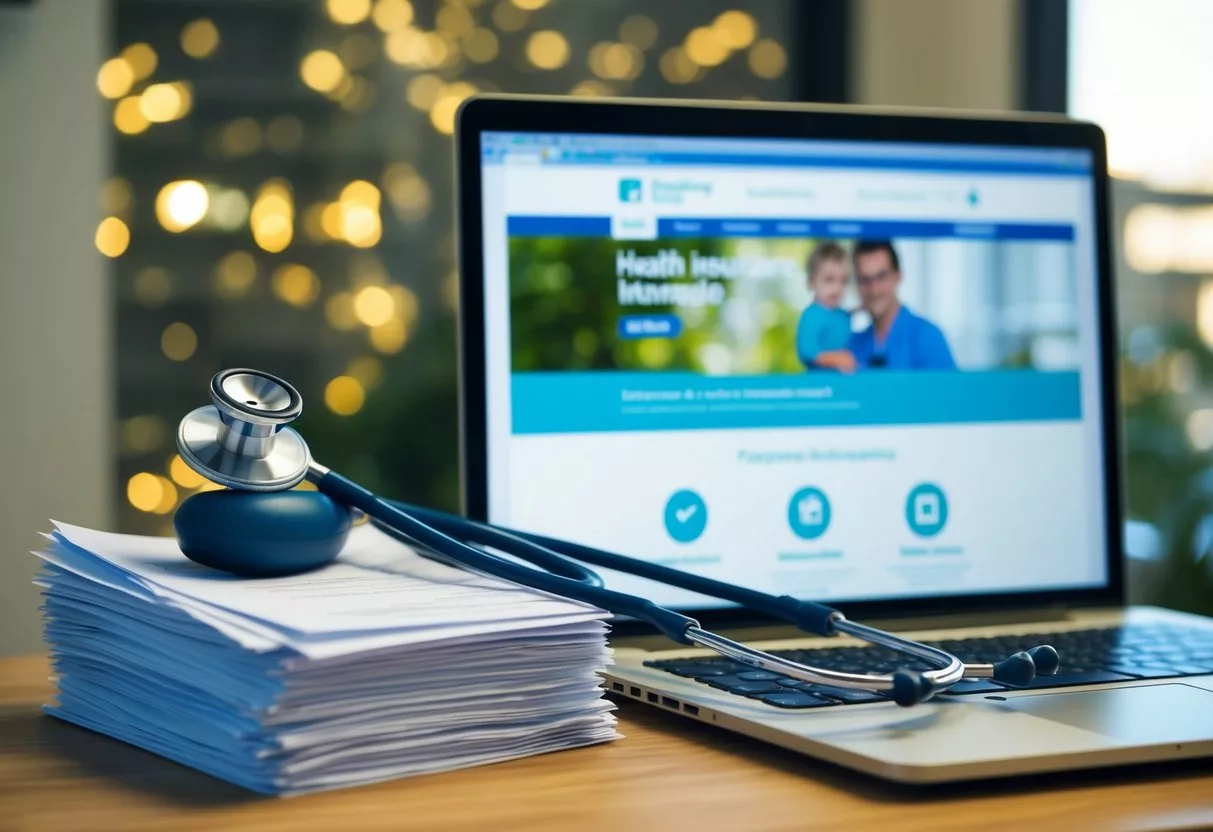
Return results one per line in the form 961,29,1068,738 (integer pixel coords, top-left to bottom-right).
50,521,607,640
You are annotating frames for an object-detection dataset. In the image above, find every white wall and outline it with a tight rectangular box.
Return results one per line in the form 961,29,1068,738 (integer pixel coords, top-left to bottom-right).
851,0,1020,111
0,0,112,656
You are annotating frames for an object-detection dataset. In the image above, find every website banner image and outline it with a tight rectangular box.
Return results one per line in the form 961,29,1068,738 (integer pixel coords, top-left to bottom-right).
508,218,1081,435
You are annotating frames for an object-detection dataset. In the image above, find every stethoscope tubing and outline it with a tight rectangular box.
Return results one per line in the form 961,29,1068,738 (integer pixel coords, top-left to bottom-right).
310,465,966,703
179,368,1053,707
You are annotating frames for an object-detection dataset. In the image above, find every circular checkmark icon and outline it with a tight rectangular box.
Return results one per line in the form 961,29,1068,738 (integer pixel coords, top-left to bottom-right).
664,489,707,543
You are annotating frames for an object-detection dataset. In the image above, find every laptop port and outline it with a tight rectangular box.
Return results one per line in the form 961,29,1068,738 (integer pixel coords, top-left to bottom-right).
630,686,641,697
683,704,700,716
647,692,658,703
611,682,624,692
661,696,679,710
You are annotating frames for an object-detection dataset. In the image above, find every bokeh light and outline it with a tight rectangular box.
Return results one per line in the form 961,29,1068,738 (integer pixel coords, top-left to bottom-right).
121,42,158,80
214,250,258,299
95,217,131,258
209,188,251,231
492,0,528,32
372,0,414,32
324,375,366,416
272,264,321,307
527,31,570,70
570,80,614,97
97,58,134,99
511,0,549,9
327,0,372,25
437,3,475,37
619,14,658,50
369,318,408,353
161,322,198,362
338,32,379,70
140,82,192,123
346,356,383,389
429,81,477,134
465,28,499,63
219,117,262,157
325,292,360,330
713,10,757,50
338,76,378,113
659,47,702,84
300,50,346,93
589,41,642,80
251,180,294,253
155,180,209,232
685,27,729,67
127,472,165,513
181,18,220,59
354,285,395,326
748,38,787,78
114,96,150,135
169,454,207,489
383,162,432,222
406,73,444,110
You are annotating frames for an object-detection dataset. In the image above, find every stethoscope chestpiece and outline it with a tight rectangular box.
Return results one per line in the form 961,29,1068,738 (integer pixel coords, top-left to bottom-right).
210,368,303,426
177,368,312,492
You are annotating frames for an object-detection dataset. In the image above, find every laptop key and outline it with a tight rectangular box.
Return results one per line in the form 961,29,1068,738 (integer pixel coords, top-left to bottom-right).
736,671,785,682
706,676,785,695
754,691,837,709
808,684,887,703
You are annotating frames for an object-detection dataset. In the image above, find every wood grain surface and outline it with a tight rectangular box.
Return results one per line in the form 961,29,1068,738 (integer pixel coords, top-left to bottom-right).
2,655,1212,831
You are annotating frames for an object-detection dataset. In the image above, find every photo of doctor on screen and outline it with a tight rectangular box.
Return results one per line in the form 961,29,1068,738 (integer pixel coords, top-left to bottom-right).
849,240,957,370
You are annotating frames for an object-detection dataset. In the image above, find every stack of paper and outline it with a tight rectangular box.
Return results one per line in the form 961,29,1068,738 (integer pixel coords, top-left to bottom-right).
35,521,617,795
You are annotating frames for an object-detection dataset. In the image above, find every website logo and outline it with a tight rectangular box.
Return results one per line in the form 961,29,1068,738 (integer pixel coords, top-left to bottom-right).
651,178,713,204
618,178,643,203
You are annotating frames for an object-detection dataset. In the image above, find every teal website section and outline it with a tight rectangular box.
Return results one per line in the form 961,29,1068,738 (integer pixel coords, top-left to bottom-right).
510,371,1082,434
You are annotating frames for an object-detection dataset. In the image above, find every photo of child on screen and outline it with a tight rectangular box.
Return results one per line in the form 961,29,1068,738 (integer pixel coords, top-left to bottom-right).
795,242,856,373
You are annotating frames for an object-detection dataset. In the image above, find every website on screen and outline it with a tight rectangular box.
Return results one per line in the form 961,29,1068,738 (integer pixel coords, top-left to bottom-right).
479,133,1108,608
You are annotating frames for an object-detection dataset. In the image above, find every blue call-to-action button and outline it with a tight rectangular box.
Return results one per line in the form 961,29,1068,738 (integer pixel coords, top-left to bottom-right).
617,314,683,339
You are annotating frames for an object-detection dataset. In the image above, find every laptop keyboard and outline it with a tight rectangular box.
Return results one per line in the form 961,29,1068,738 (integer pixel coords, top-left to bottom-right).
643,623,1213,709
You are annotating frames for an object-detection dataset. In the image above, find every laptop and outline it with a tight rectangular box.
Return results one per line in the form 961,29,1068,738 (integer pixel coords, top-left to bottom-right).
453,94,1213,783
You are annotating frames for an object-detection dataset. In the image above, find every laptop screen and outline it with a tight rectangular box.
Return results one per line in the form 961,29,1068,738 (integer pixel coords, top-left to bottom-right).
475,129,1108,610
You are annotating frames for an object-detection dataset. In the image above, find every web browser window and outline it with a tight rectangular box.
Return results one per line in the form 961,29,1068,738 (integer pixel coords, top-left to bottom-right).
478,131,1107,608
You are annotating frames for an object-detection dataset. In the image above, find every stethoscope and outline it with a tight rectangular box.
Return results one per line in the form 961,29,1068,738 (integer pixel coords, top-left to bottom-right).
174,368,1060,707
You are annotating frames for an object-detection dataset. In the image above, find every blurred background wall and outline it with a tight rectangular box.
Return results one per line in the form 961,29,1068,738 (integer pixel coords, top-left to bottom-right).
1,0,1210,655
0,0,111,657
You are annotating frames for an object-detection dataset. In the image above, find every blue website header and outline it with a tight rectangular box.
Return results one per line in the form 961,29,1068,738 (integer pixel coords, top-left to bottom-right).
482,131,1093,176
506,215,1076,242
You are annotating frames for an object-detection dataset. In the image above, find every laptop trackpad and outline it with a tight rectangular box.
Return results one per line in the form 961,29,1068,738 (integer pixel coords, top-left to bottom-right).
1000,683,1213,744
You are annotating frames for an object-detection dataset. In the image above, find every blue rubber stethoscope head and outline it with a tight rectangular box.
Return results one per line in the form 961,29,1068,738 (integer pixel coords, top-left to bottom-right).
174,368,351,577
174,489,352,577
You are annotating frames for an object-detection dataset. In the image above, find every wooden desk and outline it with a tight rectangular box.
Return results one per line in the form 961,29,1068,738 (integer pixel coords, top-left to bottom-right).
2,655,1212,831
